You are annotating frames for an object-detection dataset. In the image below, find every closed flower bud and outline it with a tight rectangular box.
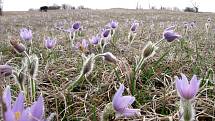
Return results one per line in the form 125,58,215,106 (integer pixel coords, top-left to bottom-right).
142,41,157,58
10,40,26,53
99,52,118,64
0,65,13,77
81,54,95,76
29,54,39,79
101,103,115,121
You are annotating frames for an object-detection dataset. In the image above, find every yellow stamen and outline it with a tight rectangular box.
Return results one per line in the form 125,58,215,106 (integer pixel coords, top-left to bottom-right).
15,112,21,120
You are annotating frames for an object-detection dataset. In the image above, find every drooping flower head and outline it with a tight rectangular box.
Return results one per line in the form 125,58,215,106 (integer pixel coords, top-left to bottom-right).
81,54,95,76
163,26,181,42
109,20,118,29
0,65,13,77
75,39,89,52
44,37,57,49
10,39,26,53
99,52,118,64
175,73,201,100
20,28,32,41
112,84,140,118
130,21,139,32
90,35,100,45
142,41,157,59
72,22,81,30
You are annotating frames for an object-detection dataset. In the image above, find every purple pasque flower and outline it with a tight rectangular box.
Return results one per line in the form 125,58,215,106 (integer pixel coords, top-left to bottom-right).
130,22,139,32
112,84,140,118
20,28,32,41
3,86,25,121
102,29,111,38
0,65,13,77
109,20,118,29
190,21,196,28
72,22,81,30
90,35,100,45
76,39,89,52
44,37,56,49
163,27,181,42
175,73,201,100
2,87,46,121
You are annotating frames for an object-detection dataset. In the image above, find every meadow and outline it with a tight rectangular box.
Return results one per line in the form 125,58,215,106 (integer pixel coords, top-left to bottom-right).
0,9,215,121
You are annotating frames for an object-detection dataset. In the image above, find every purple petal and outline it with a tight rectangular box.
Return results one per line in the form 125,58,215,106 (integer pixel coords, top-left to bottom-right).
176,74,199,100
72,22,81,30
3,86,12,109
114,96,135,113
189,75,200,98
12,92,25,113
19,108,30,121
175,76,184,98
122,108,141,117
44,37,56,49
82,39,89,48
175,75,189,99
163,30,181,42
90,36,100,45
113,84,124,111
20,28,32,41
180,73,189,85
110,20,118,29
30,95,44,120
102,29,111,38
113,84,136,113
4,109,15,121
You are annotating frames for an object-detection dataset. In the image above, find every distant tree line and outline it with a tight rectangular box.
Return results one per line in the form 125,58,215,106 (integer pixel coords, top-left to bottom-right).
0,0,2,16
29,4,87,12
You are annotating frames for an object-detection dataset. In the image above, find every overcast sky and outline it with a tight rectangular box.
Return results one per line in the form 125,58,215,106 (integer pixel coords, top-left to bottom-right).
2,0,215,12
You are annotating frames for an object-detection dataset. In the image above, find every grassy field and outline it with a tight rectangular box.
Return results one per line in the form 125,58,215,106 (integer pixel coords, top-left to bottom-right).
0,9,215,121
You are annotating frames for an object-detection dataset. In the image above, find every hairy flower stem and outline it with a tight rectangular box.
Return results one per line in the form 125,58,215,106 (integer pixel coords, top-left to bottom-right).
30,79,36,101
23,51,31,62
102,43,107,53
155,38,164,46
128,32,136,45
69,31,76,48
135,57,145,72
0,86,6,120
67,74,84,91
180,99,194,121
